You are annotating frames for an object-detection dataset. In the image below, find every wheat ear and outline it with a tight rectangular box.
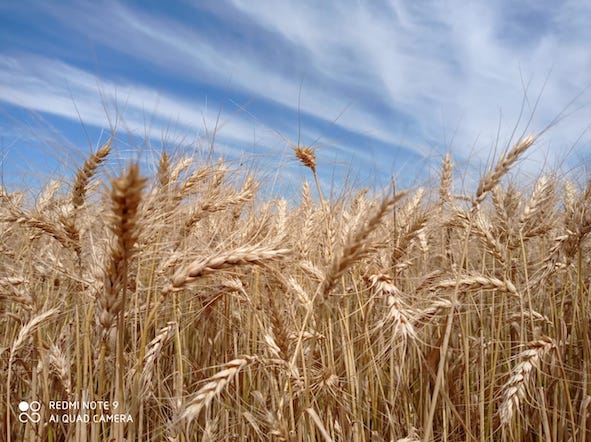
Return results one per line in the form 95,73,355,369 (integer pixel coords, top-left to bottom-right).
3,211,75,251
369,274,416,342
432,274,520,297
0,277,32,308
170,244,290,289
140,322,176,396
439,153,453,205
6,308,59,441
519,176,553,226
499,337,555,425
179,356,255,425
473,135,535,210
157,151,171,188
72,138,111,208
48,343,72,397
98,163,146,341
36,179,62,212
320,189,409,297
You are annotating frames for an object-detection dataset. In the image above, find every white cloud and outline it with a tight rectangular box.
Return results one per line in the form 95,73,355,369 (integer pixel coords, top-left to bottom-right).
222,0,590,165
2,0,590,186
0,54,270,154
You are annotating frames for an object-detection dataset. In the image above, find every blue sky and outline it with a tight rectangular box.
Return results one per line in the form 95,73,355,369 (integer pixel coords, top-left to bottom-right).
1,1,590,195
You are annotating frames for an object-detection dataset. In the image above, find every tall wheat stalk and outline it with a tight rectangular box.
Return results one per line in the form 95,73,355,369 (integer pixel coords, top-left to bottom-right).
95,163,145,440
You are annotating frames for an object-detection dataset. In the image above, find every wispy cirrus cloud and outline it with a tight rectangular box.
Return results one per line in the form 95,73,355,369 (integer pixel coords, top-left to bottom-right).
224,0,591,162
0,54,264,151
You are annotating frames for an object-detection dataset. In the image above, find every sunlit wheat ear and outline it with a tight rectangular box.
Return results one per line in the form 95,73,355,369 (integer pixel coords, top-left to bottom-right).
439,153,453,205
3,209,76,251
519,176,551,224
72,138,112,208
6,308,60,430
563,180,577,213
512,177,555,246
294,146,317,173
169,244,290,290
473,135,535,211
292,143,326,205
179,356,255,426
98,163,146,342
499,337,555,426
139,322,176,396
9,309,60,367
0,277,32,308
157,151,171,188
432,274,520,298
169,156,193,183
320,189,409,298
48,343,72,397
369,273,416,342
36,179,62,212
531,180,591,288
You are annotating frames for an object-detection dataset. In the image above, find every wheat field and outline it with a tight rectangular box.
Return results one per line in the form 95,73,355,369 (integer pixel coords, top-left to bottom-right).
1,132,590,441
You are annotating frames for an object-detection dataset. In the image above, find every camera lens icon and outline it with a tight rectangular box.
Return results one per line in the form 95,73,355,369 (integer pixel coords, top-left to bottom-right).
18,401,41,423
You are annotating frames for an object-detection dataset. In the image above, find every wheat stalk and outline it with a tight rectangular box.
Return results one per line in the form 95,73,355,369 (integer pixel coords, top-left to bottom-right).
306,407,334,442
9,308,60,367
